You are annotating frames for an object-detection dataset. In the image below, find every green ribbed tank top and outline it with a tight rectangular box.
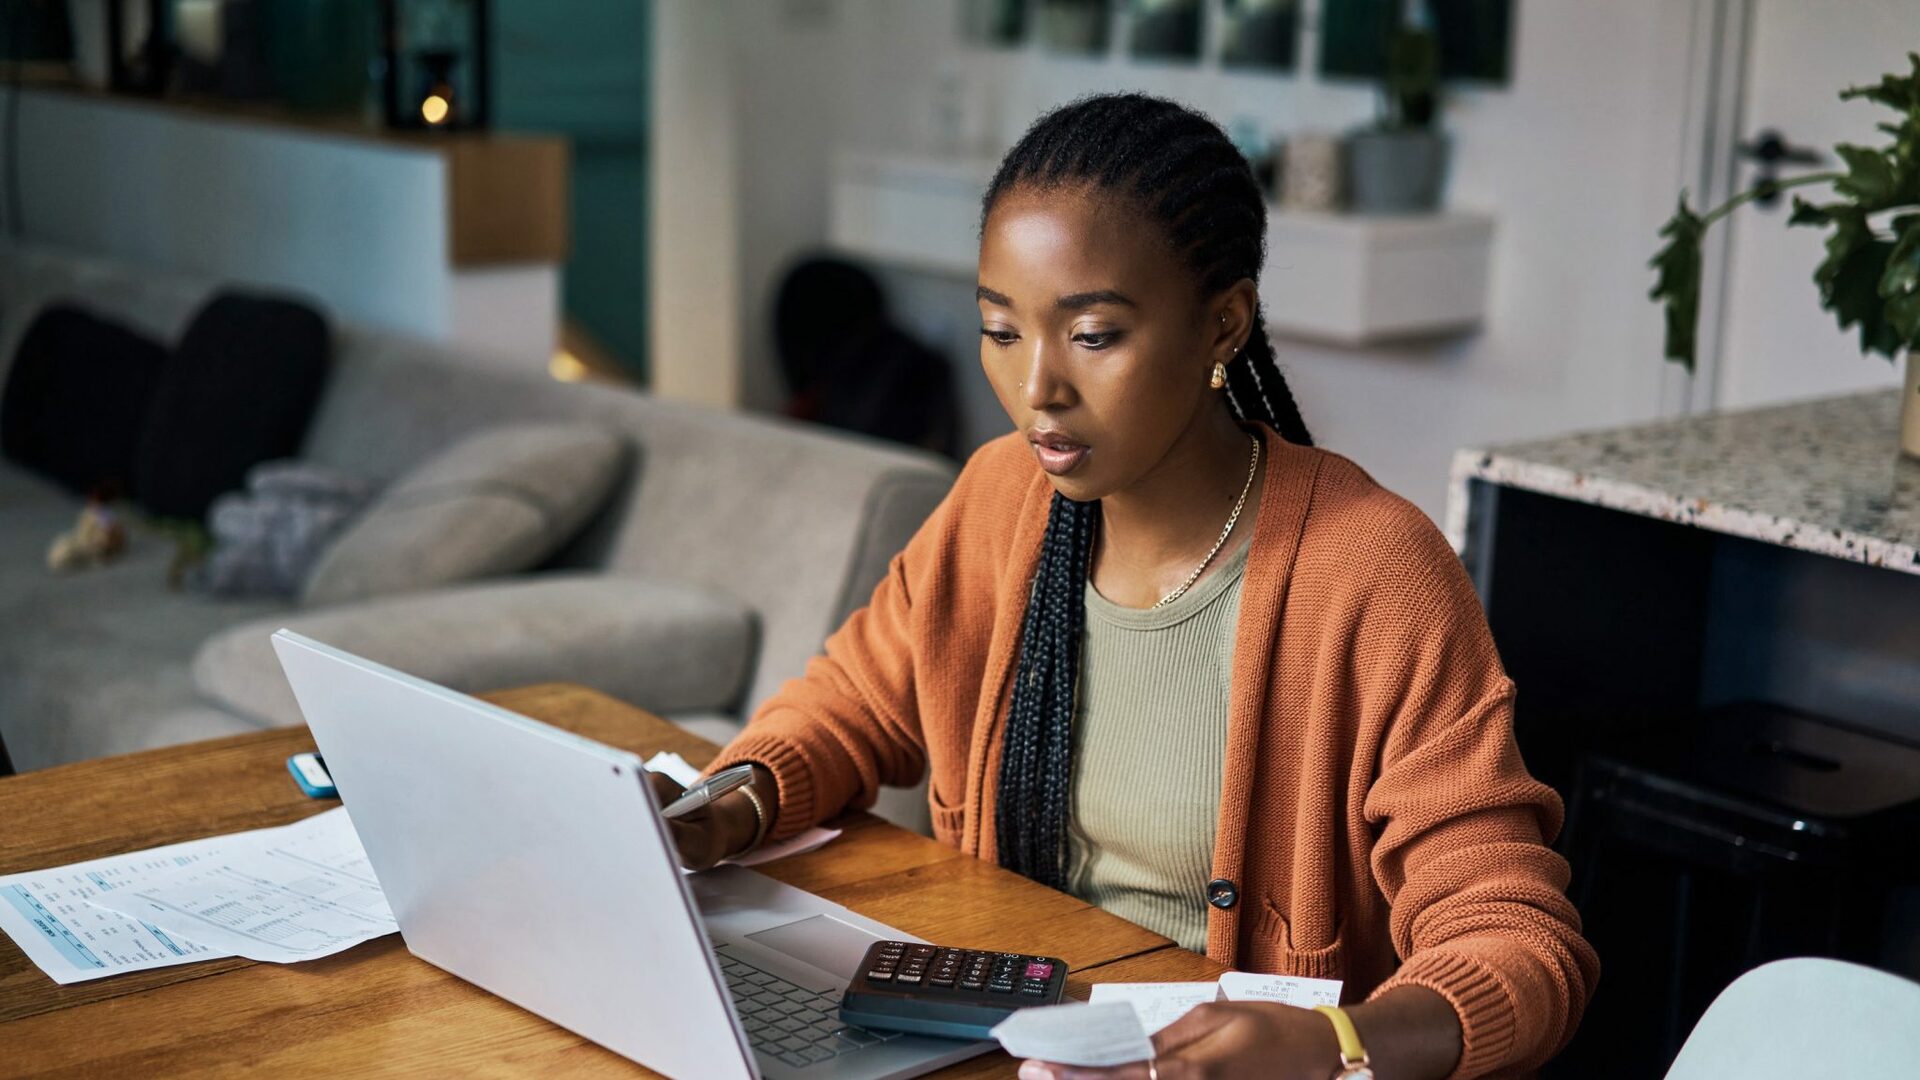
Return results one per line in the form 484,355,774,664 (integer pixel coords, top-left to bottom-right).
1065,539,1247,954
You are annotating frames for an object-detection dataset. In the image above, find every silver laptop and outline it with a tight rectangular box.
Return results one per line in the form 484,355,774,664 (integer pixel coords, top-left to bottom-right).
271,630,992,1080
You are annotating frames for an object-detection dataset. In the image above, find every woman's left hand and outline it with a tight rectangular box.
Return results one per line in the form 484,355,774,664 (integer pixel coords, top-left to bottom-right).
1016,986,1462,1080
1015,1001,1342,1080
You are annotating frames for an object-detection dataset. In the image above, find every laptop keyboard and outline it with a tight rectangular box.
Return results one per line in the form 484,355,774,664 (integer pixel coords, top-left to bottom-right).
719,953,904,1069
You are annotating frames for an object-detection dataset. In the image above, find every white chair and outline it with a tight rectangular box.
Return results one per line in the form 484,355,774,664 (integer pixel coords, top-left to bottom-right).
1664,957,1920,1079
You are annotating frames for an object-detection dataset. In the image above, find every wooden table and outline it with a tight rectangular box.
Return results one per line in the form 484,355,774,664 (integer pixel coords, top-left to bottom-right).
0,685,1224,1077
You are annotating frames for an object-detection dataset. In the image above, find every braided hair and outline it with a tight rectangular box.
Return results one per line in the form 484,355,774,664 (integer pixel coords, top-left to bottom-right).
986,93,1313,889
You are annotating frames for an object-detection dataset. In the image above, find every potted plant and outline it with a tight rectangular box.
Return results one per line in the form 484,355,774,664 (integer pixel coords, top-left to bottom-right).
1651,53,1920,455
1347,0,1448,213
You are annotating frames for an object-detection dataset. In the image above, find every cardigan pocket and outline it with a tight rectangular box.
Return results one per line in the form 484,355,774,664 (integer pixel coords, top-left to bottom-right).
928,785,967,845
1245,900,1346,983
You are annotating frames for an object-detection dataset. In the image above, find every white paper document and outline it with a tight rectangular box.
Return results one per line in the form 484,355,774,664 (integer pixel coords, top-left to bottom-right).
0,827,273,984
1218,971,1344,1008
990,1001,1157,1067
645,751,842,868
87,807,396,963
1088,981,1222,1033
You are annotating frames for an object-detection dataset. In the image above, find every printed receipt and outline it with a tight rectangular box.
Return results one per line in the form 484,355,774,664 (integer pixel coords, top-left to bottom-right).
991,1001,1157,1067
1218,971,1343,1008
1011,974,1347,1061
1088,981,1222,1033
86,807,396,964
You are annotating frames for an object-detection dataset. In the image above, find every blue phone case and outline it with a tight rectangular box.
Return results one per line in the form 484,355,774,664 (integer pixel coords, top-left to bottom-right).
287,753,337,798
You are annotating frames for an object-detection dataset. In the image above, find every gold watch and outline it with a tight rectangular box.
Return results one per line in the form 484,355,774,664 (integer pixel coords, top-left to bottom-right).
1312,1005,1374,1079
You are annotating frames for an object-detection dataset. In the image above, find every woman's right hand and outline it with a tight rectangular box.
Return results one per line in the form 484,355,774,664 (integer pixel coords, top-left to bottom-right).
646,768,772,871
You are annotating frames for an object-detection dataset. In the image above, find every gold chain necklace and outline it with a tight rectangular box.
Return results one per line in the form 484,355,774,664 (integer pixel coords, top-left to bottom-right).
1152,433,1260,609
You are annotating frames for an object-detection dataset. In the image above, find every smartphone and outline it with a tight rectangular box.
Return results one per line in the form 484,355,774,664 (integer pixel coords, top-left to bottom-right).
287,751,337,798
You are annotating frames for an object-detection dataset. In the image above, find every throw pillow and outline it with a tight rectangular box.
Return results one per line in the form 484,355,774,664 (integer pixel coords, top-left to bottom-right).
190,460,376,597
0,304,168,497
129,291,332,520
300,422,627,606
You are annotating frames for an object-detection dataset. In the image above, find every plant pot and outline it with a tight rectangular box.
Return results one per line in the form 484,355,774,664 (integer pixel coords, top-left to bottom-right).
1902,349,1920,458
1347,128,1450,213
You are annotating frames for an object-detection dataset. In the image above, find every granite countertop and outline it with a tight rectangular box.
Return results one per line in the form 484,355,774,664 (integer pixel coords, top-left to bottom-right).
1446,390,1920,575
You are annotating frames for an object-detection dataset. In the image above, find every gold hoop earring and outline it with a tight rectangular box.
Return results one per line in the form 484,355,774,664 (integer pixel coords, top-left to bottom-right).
1210,361,1227,390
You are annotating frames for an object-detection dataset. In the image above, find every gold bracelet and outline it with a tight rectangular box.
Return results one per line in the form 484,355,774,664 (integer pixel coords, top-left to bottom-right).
729,783,770,859
1313,1005,1374,1079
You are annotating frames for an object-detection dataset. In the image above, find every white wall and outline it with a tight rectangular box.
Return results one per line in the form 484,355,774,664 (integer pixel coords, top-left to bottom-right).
2,89,556,370
649,0,744,408
718,0,1702,522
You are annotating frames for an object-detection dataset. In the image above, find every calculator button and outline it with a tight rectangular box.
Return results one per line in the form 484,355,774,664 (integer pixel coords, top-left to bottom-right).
960,980,984,990
1022,984,1049,995
864,969,892,982
988,982,1015,993
1024,962,1054,980
895,972,923,984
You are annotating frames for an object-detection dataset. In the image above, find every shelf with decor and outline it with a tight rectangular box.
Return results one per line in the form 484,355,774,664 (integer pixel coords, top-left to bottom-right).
825,148,1494,346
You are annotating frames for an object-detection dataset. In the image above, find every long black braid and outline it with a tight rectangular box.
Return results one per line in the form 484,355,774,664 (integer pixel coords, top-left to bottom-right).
986,93,1313,889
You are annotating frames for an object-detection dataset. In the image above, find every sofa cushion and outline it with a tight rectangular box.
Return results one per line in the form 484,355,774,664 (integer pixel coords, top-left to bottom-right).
0,304,168,498
193,573,756,728
300,423,626,606
0,463,291,771
130,291,332,520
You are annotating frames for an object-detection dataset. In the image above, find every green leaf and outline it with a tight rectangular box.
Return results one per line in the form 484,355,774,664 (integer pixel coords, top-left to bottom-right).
1883,223,1920,300
1787,196,1836,227
1887,286,1920,348
1649,195,1706,370
1814,209,1902,358
1886,215,1920,348
1840,52,1920,112
1833,144,1900,205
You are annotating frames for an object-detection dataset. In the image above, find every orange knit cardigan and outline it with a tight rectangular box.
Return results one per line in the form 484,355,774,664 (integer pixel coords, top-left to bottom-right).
710,424,1599,1078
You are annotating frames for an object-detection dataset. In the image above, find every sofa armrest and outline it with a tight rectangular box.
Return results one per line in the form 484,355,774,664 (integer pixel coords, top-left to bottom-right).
192,572,756,728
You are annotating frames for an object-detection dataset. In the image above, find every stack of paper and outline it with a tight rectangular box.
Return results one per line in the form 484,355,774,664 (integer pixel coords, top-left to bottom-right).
87,808,397,964
0,807,395,984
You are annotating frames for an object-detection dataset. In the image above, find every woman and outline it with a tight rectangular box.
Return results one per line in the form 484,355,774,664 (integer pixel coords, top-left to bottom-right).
657,94,1598,1079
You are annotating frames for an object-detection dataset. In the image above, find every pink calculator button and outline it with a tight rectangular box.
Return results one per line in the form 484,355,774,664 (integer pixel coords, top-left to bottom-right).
1024,962,1054,980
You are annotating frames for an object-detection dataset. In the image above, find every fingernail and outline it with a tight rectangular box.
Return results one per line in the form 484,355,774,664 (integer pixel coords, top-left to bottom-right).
1018,1063,1055,1080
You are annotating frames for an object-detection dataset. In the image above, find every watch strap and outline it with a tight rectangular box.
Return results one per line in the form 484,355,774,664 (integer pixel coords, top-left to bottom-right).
1313,1004,1371,1072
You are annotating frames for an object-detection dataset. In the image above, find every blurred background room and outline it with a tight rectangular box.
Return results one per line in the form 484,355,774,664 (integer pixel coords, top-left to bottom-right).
2,1,1919,1075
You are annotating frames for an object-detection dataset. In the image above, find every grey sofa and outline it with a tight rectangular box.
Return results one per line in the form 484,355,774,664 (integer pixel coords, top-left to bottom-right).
0,244,955,830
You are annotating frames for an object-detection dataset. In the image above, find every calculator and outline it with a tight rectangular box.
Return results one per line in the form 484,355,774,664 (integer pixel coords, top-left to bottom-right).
837,940,1069,1040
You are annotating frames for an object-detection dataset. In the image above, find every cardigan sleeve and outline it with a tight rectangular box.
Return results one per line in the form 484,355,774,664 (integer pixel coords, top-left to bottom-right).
1353,516,1600,1078
702,541,932,843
